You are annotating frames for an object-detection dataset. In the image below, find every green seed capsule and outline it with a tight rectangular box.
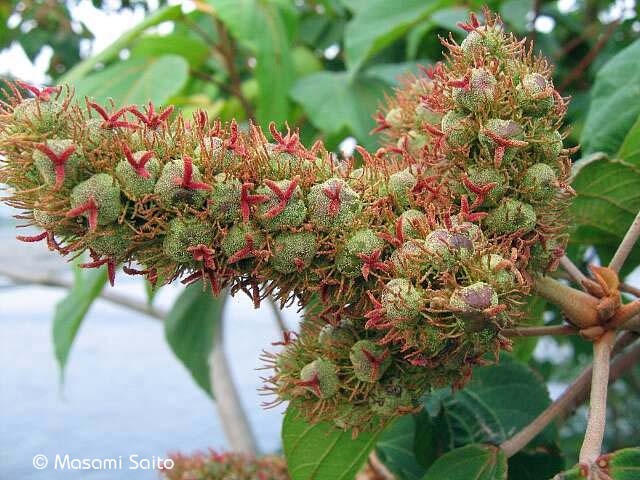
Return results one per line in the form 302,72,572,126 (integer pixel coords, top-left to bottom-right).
154,160,208,208
441,110,476,147
70,173,122,226
381,278,424,321
163,218,214,263
33,139,83,188
270,231,317,274
484,198,537,235
388,169,417,208
308,178,362,229
349,340,391,383
453,68,497,112
256,179,307,231
115,153,161,199
336,229,385,277
521,163,557,202
299,359,340,399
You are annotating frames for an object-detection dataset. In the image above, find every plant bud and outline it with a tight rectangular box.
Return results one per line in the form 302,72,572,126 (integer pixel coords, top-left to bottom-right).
484,198,536,234
460,25,504,58
349,340,391,383
529,238,563,273
381,278,424,320
154,160,208,207
521,163,557,202
441,110,476,147
336,229,385,277
466,166,507,206
270,231,317,274
414,102,440,125
517,73,554,116
33,209,60,231
33,139,83,188
479,119,524,163
115,153,160,199
388,169,417,208
210,174,242,223
308,178,362,229
453,68,496,112
256,179,307,231
70,173,121,226
299,359,340,399
163,218,214,263
398,209,427,239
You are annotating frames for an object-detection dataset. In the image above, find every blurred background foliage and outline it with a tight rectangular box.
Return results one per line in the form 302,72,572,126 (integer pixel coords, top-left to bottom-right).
2,0,640,476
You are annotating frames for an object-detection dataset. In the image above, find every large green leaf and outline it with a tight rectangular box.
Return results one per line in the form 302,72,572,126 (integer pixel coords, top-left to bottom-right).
508,447,564,480
164,283,226,397
53,265,108,379
282,406,384,480
617,115,640,166
570,154,640,257
290,71,387,149
59,5,183,83
208,0,295,125
424,356,554,448
376,415,427,480
422,444,507,480
343,0,451,71
580,39,640,156
131,33,210,68
552,447,640,479
72,55,189,106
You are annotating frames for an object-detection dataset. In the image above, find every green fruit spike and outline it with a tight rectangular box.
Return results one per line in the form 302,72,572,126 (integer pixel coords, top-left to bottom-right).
308,178,362,229
453,68,497,112
441,110,476,147
154,156,210,207
256,178,307,231
33,139,83,188
297,359,340,399
520,163,558,202
336,229,385,277
349,340,392,382
270,231,317,274
484,198,537,235
450,281,499,320
381,278,424,321
388,169,417,208
115,146,161,199
163,217,214,263
68,173,122,231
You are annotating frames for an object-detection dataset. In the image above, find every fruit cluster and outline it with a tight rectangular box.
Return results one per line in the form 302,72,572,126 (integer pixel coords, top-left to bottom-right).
0,11,573,432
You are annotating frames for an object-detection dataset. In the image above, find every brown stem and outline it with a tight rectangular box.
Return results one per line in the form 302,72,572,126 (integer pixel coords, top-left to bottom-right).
560,255,589,290
579,331,616,465
559,19,620,92
266,295,288,334
620,282,640,297
214,18,256,122
502,325,578,337
609,210,640,273
534,276,600,328
500,332,638,458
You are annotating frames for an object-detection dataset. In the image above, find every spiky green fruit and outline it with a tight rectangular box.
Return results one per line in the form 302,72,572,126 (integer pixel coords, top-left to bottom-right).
369,380,416,416
390,240,426,277
318,320,355,348
385,107,403,128
299,359,340,399
453,68,497,112
210,174,242,223
388,169,416,208
70,173,121,226
266,144,304,179
424,228,474,267
89,224,131,258
349,340,391,383
195,136,237,170
163,218,214,263
517,73,554,116
521,163,557,202
441,110,476,147
529,238,562,273
256,180,307,231
484,198,537,234
398,130,429,155
13,98,64,133
399,209,427,239
460,26,504,58
33,209,60,230
308,178,362,229
221,223,265,261
414,102,440,125
83,118,119,149
154,160,208,207
467,166,507,206
336,229,385,277
33,139,83,188
450,282,499,316
480,253,515,287
533,130,563,162
479,119,524,163
382,278,424,321
115,153,161,199
270,231,317,274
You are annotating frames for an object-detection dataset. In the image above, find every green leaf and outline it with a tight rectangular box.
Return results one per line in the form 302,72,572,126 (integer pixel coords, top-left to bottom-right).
428,356,554,447
164,283,226,397
552,447,640,479
290,71,387,149
508,447,564,480
580,39,640,156
131,33,210,68
499,0,532,33
617,115,640,166
376,415,427,480
282,406,384,480
53,266,108,379
423,444,507,480
570,154,640,257
59,5,183,83
72,55,189,106
365,61,427,86
209,0,295,124
344,0,451,70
